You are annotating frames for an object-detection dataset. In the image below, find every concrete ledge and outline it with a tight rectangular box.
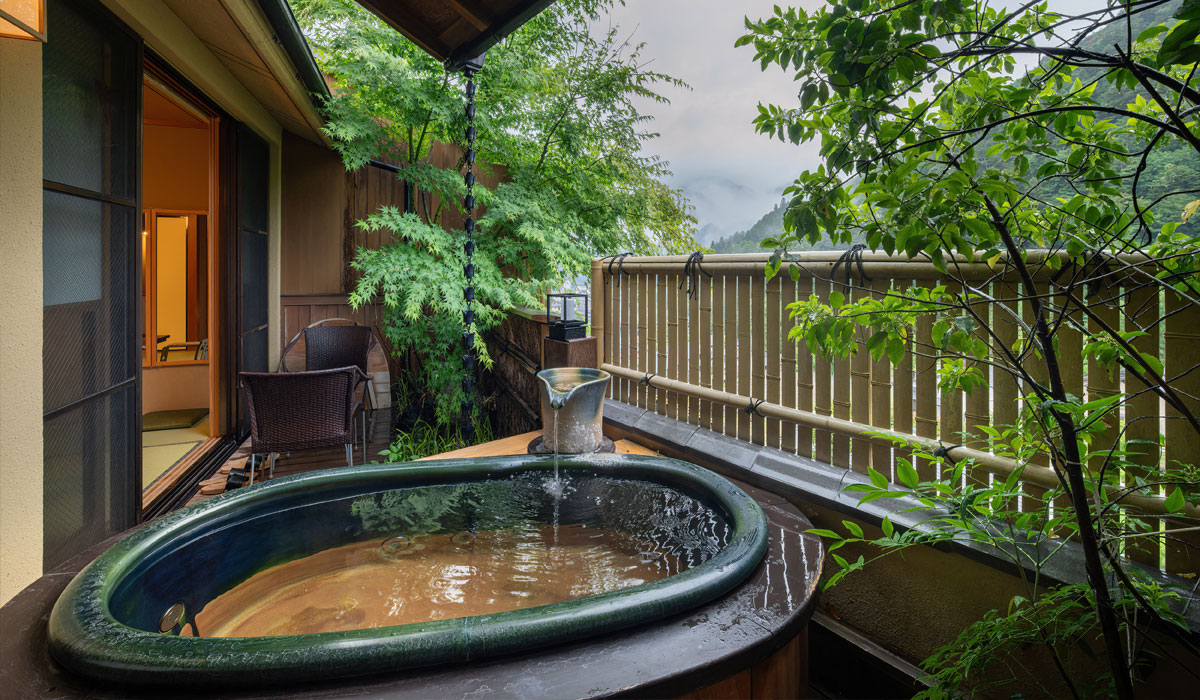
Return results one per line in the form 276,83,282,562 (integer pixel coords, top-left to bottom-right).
604,399,1200,631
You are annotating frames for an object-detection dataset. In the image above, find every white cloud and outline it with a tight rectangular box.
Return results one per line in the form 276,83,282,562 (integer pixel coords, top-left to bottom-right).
595,0,825,237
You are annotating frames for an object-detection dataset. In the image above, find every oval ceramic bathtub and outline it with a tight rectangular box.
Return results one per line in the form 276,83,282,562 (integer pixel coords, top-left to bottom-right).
48,454,768,687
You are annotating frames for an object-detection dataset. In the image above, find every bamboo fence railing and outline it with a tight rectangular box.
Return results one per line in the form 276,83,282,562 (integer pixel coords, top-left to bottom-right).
590,253,1200,574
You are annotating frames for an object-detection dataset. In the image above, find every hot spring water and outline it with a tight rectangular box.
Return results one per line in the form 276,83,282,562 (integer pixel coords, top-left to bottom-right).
186,472,730,638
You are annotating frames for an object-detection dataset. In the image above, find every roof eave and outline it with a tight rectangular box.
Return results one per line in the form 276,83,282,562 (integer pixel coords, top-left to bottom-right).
255,0,331,100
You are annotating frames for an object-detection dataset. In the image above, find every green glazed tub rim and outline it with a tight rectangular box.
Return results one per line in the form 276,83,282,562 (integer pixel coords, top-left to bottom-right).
47,454,769,687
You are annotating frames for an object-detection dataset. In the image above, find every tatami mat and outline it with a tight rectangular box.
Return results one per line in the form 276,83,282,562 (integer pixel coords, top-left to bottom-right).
142,416,209,447
142,442,200,489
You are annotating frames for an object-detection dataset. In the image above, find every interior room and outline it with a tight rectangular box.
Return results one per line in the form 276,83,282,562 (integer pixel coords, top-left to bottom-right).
139,73,217,501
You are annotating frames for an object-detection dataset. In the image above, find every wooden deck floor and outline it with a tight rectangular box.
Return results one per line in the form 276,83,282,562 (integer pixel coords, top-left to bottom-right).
188,415,657,506
187,409,396,506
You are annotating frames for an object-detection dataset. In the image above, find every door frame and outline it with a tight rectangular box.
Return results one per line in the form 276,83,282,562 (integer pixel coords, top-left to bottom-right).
139,54,239,514
142,208,210,368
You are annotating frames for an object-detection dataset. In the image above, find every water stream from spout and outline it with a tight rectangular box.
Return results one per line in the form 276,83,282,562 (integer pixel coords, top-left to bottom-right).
545,391,567,499
546,397,567,546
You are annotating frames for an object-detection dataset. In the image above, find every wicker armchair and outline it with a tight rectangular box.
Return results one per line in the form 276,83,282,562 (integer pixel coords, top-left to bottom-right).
239,366,365,484
297,324,375,460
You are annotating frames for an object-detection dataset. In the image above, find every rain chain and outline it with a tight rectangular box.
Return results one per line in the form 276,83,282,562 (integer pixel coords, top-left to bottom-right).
460,67,479,436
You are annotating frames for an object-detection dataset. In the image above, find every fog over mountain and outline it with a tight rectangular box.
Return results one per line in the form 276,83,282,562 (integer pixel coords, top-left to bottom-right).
593,0,822,239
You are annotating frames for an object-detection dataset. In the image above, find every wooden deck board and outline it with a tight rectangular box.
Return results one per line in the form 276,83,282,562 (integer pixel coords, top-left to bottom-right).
421,430,657,461
189,421,658,506
187,409,395,506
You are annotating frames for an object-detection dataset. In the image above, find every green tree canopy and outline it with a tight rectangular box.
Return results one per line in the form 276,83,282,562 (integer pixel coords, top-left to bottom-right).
290,0,696,424
741,0,1200,696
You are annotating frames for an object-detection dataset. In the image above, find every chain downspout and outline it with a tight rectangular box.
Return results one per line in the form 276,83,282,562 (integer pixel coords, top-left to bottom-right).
459,64,481,444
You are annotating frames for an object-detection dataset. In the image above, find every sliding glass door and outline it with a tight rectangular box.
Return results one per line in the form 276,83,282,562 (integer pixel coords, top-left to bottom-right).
41,0,142,569
235,124,270,432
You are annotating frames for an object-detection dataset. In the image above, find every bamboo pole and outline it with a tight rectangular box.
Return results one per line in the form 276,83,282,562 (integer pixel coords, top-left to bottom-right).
724,275,739,435
638,270,648,410
662,272,672,415
851,283,873,475
1126,285,1161,566
593,260,606,374
893,277,914,476
767,275,783,449
599,363,1196,518
624,271,633,405
1053,283,1084,526
696,274,711,431
964,281,992,489
737,276,753,443
911,281,939,481
752,275,767,446
676,272,690,422
1086,294,1120,478
813,278,834,464
833,335,852,470
668,272,683,422
869,279,894,478
712,275,726,434
993,279,1020,490
795,274,814,458
940,279,965,485
782,274,799,454
1020,280,1052,515
1164,290,1200,572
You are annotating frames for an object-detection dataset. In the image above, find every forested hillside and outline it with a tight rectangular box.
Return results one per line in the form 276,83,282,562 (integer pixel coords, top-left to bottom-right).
719,1,1196,255
711,199,866,252
979,1,1197,228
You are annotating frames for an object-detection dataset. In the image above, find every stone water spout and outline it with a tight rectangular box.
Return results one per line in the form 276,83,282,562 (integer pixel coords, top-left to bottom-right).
536,367,611,453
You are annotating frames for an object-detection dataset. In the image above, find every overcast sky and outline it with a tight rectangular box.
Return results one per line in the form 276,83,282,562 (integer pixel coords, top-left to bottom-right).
593,0,825,241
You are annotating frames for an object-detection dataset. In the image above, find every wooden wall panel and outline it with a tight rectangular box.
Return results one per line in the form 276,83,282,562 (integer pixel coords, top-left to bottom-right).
281,132,347,295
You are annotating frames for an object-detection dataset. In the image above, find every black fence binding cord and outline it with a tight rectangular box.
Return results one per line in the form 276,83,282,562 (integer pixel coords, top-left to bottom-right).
639,372,657,387
743,399,766,416
831,244,872,289
601,252,633,286
679,251,713,299
933,442,961,460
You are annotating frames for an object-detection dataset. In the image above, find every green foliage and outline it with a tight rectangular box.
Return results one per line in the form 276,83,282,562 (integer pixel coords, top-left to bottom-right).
742,0,1200,695
292,0,697,425
810,442,1195,697
377,418,495,463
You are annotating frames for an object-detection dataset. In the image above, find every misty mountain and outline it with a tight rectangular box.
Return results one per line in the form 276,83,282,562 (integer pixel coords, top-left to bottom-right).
694,223,723,246
711,199,866,253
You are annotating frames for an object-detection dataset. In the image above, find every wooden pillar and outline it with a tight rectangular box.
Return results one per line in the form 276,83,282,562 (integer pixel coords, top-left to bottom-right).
543,337,598,370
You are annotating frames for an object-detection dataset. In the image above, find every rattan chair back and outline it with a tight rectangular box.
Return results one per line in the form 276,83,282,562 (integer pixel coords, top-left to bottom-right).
303,325,373,374
240,367,360,454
